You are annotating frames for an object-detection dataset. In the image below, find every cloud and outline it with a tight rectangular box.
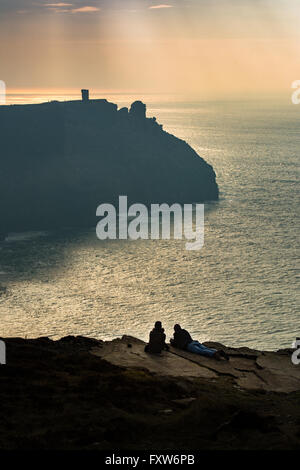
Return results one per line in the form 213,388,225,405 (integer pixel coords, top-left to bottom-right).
71,6,100,13
44,3,73,6
149,4,174,9
41,3,101,14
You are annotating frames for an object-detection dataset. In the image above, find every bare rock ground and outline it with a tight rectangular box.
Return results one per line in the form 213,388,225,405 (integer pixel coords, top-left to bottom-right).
93,336,300,393
0,335,299,450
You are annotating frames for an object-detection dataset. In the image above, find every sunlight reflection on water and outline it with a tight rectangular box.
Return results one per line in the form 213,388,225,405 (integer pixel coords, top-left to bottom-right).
0,98,298,350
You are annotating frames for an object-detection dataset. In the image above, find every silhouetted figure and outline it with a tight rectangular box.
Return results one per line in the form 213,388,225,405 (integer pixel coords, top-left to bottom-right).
81,89,89,102
130,101,146,119
170,324,193,350
170,324,229,360
145,321,169,354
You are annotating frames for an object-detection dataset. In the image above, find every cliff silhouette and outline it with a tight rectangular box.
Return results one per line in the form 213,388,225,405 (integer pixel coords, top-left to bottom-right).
0,97,218,233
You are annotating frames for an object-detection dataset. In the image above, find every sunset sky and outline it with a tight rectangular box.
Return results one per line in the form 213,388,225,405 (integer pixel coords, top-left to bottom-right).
1,0,300,97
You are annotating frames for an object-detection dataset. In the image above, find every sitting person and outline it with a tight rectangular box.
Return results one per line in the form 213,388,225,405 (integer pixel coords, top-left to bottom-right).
145,321,169,354
170,324,229,360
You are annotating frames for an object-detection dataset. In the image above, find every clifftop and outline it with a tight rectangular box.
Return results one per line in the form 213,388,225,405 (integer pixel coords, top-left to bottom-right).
0,96,218,233
93,335,300,394
0,335,299,450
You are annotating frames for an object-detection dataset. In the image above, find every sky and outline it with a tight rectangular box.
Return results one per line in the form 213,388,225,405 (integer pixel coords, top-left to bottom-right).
0,0,300,98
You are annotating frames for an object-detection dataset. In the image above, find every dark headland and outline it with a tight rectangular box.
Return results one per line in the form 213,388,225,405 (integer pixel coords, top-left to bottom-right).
0,335,299,450
0,93,218,234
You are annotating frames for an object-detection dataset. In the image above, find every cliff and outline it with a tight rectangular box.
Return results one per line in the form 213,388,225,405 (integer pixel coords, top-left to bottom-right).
0,335,299,450
0,99,218,233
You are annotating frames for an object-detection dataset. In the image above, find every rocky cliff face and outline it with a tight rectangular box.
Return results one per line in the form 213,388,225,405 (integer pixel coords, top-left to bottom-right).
0,99,218,233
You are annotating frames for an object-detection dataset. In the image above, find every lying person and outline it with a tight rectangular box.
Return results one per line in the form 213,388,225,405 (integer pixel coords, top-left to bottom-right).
170,324,229,360
145,321,170,354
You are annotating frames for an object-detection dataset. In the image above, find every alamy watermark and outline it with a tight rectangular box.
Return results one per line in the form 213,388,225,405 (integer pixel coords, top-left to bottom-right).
291,338,300,365
0,80,6,105
96,196,204,250
291,80,300,104
0,340,6,365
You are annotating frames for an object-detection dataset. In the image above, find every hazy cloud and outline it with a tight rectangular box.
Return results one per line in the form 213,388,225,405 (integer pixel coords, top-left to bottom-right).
44,3,73,6
149,4,174,9
71,6,100,13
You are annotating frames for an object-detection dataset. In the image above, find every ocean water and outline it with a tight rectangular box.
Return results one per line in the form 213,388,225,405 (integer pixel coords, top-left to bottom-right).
0,95,299,350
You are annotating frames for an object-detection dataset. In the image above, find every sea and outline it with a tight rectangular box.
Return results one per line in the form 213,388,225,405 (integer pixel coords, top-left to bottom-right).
0,92,299,350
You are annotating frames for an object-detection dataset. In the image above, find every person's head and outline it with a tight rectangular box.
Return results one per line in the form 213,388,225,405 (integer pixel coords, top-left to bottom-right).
154,321,162,330
174,324,181,332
